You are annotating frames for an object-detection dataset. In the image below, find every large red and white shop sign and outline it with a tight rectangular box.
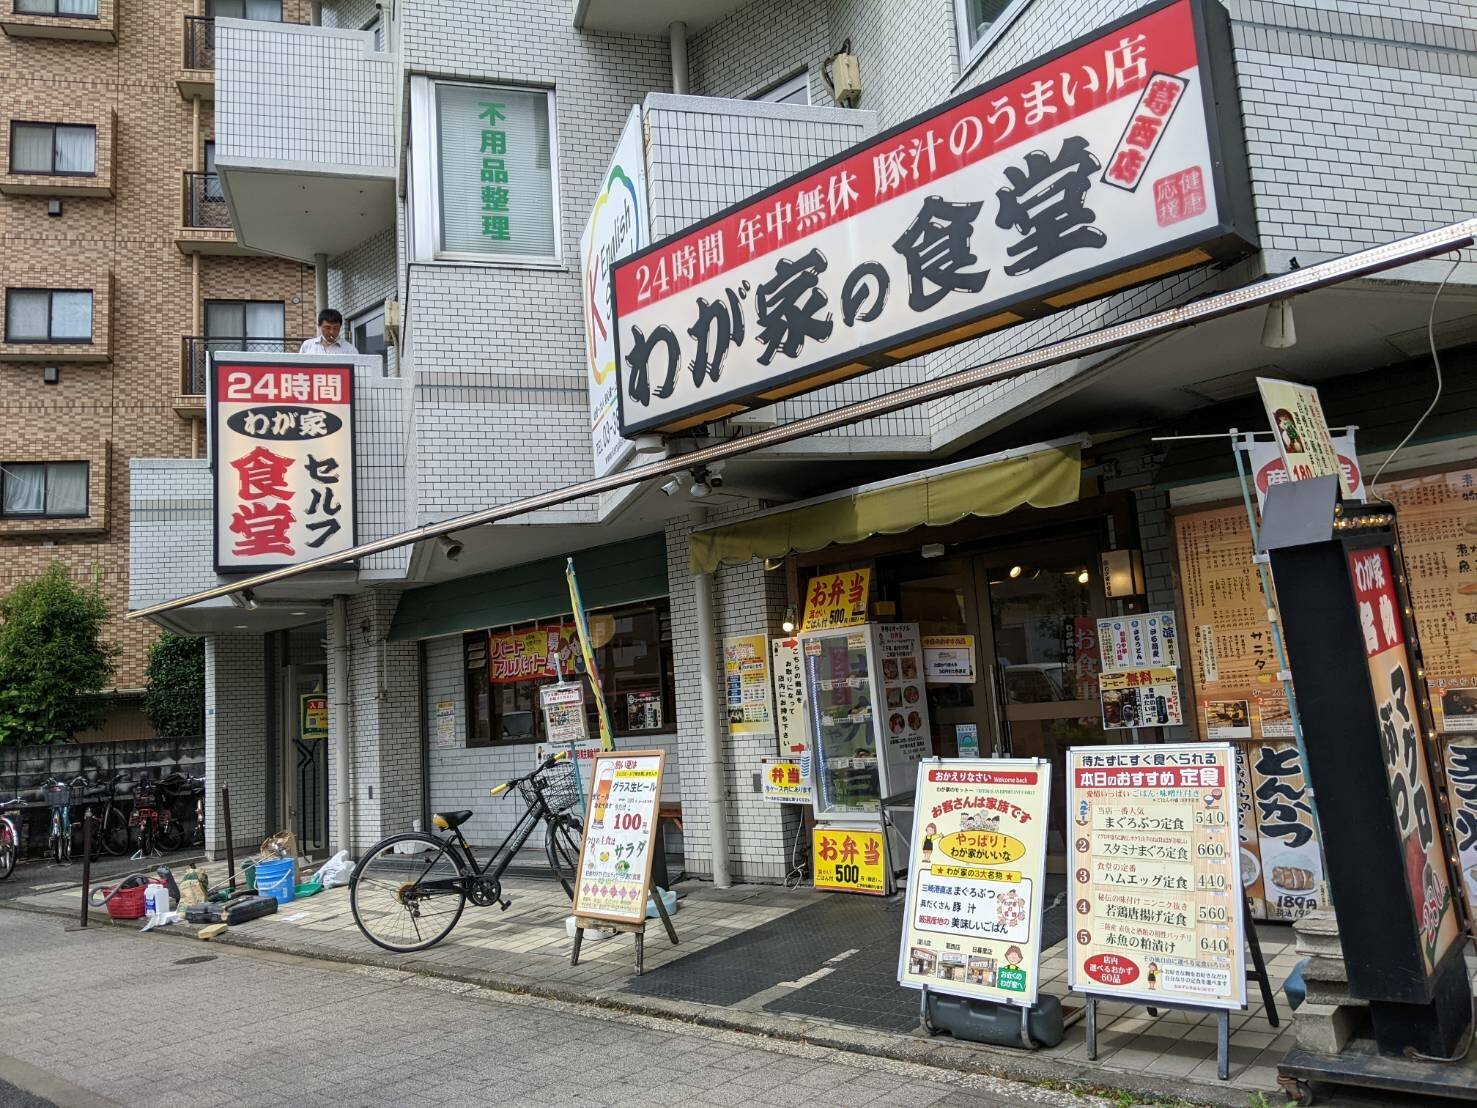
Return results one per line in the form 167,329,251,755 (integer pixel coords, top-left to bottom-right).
211,358,356,572
612,0,1254,435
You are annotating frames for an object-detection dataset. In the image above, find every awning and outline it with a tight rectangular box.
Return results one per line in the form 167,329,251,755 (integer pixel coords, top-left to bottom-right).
688,439,1083,575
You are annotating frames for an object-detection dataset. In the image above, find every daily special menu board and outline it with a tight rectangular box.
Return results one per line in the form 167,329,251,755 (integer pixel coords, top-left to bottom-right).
897,760,1051,1006
1067,744,1246,1010
572,750,665,925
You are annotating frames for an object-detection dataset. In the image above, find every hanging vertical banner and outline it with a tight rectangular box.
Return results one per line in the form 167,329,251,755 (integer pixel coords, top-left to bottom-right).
897,759,1052,1005
1067,743,1245,1009
723,632,776,737
1442,739,1477,925
211,359,356,572
566,558,615,750
582,106,648,477
772,636,813,768
572,750,666,923
1256,378,1352,498
613,0,1254,435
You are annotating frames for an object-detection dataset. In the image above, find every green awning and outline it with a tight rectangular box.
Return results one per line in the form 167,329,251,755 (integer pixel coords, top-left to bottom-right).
688,441,1082,575
388,533,669,641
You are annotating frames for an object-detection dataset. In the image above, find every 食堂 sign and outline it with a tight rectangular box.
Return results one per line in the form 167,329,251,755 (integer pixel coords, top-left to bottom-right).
612,0,1253,435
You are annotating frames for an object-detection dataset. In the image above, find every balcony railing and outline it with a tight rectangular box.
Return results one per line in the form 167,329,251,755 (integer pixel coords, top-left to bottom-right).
182,171,229,229
184,15,213,70
181,335,310,395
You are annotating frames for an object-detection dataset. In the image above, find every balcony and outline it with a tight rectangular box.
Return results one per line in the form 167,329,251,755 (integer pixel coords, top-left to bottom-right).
175,171,251,255
176,335,311,417
571,0,749,35
214,19,395,261
1,0,117,42
176,15,214,100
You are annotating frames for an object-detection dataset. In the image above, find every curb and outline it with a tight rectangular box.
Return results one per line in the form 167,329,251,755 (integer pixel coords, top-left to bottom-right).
1,897,1255,1107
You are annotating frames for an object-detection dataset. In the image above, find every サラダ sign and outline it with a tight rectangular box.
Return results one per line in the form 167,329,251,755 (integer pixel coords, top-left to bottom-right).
612,0,1253,435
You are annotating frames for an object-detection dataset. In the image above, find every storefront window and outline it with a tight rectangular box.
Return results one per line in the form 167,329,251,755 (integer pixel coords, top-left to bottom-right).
463,600,674,747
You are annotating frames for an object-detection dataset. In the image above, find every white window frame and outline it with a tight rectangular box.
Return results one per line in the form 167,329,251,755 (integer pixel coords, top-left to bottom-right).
348,303,387,372
360,9,383,51
954,0,1034,80
755,71,810,106
411,76,563,269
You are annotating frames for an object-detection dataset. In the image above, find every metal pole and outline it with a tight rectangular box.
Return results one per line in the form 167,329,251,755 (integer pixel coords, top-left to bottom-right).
125,219,1477,623
331,595,352,856
222,785,237,895
76,814,92,929
668,21,688,94
691,508,731,888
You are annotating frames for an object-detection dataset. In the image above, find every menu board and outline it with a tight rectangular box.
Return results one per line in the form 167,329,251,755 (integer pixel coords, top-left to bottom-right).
813,826,887,895
1067,743,1245,1010
878,623,931,778
723,632,775,737
1099,668,1183,730
571,750,665,924
1096,612,1179,670
539,682,588,743
897,760,1051,1006
772,636,812,769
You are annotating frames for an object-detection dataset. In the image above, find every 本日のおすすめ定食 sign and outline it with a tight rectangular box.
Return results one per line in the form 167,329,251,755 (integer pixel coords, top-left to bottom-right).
612,0,1254,435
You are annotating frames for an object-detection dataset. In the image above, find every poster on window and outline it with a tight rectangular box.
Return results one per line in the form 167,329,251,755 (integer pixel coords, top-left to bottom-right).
582,106,649,477
572,750,666,924
897,759,1051,1005
1099,668,1183,730
613,0,1253,436
487,625,576,683
922,634,976,683
772,636,813,768
1067,743,1245,1009
211,358,356,571
879,623,932,778
724,632,775,737
1096,611,1178,671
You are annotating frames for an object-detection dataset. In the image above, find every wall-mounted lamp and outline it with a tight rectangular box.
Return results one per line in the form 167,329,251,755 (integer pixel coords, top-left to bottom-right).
781,605,797,635
436,533,463,561
1008,565,1023,579
42,366,60,385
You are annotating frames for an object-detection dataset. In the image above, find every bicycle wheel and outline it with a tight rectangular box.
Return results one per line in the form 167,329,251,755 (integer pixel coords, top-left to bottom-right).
100,807,128,857
0,822,15,880
544,813,584,899
157,818,184,852
350,833,468,953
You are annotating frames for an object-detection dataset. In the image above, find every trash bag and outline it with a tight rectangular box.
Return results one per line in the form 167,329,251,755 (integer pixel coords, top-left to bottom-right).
314,849,352,889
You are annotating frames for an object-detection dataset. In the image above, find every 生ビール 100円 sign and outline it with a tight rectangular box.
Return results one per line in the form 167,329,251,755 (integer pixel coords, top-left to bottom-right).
1067,743,1245,1010
572,751,666,925
897,760,1052,1006
212,359,356,572
612,0,1254,435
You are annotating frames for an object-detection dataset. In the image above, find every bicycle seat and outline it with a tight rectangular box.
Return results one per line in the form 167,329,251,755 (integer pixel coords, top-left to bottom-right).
432,810,473,831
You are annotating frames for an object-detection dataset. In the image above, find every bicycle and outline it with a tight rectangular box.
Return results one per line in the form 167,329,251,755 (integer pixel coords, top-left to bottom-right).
349,751,585,953
92,774,133,858
0,795,21,880
129,776,171,858
43,777,79,865
153,772,191,853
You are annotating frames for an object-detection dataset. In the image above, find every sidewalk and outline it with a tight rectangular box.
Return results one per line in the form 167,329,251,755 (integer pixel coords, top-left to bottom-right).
5,864,1299,1106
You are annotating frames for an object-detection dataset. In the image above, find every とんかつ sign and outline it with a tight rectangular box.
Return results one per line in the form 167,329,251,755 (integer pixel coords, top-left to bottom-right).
1067,743,1245,1009
212,359,355,571
898,760,1052,1006
612,0,1253,435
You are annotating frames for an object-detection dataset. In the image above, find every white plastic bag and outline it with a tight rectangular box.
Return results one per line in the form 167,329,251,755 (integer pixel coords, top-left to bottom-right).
314,849,352,889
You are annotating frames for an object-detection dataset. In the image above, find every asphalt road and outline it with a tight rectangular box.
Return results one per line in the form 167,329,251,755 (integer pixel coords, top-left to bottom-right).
0,909,1098,1108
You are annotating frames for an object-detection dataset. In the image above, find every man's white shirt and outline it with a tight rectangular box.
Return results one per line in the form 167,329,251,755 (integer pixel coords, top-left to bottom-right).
299,335,359,355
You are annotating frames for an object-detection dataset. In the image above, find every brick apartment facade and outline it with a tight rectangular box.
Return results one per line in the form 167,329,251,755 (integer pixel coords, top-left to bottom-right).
1,0,314,735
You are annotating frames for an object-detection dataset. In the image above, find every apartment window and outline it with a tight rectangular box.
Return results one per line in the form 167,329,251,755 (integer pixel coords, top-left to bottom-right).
204,299,284,347
203,141,224,201
349,305,387,370
206,0,282,19
756,72,810,106
434,81,558,263
362,11,382,49
13,0,98,16
9,123,96,176
955,0,1032,70
1,461,88,518
5,289,92,342
464,601,674,747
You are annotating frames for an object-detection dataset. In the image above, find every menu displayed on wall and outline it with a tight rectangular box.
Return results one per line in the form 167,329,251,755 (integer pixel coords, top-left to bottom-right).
1067,743,1245,1010
922,635,976,684
897,760,1051,1006
723,632,775,737
772,636,812,770
878,623,931,777
572,750,665,924
1096,612,1179,670
1099,668,1184,730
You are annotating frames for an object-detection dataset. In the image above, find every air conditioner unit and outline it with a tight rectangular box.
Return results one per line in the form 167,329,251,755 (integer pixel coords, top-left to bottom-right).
384,298,401,347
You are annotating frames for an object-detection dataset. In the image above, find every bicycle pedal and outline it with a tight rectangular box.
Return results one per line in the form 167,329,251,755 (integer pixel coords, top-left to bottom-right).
498,898,511,911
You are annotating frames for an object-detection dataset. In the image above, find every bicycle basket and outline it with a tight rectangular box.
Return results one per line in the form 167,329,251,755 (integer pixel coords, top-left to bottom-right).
523,763,583,815
43,782,71,809
133,780,158,808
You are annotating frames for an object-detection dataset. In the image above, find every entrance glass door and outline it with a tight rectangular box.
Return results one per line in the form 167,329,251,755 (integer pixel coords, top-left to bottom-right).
281,665,328,854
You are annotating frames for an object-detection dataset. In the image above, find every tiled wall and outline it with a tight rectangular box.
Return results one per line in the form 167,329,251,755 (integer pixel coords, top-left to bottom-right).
204,631,268,853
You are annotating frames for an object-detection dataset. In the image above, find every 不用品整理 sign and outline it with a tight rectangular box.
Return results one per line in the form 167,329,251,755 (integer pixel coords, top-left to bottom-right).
211,359,356,572
572,750,666,925
612,0,1254,435
1067,743,1245,1009
897,759,1052,1005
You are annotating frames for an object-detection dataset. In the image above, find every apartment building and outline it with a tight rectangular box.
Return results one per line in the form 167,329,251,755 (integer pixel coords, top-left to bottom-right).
129,0,1476,901
1,0,316,735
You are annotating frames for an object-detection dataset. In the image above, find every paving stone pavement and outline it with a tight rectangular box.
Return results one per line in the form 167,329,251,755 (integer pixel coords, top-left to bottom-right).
0,911,1101,1108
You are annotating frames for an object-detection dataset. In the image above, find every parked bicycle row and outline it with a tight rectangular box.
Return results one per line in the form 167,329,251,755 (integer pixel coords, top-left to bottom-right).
0,770,205,878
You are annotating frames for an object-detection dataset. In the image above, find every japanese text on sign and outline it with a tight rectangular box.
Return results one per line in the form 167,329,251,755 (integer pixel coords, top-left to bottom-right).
801,570,871,630
761,757,812,804
572,751,666,925
724,632,776,737
212,361,355,571
813,827,887,895
1068,743,1246,1009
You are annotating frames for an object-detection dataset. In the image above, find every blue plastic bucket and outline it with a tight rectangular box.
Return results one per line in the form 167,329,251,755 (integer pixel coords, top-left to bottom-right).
254,857,297,905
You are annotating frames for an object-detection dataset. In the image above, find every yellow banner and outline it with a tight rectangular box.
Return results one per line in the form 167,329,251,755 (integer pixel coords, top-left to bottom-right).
801,570,871,631
812,827,886,895
487,625,575,684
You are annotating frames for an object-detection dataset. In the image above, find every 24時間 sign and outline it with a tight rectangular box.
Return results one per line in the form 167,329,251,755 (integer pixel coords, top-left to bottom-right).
212,360,356,572
612,0,1253,434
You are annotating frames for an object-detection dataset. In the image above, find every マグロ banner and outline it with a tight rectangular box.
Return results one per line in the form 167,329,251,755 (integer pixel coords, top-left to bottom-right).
612,0,1253,435
897,759,1051,1005
211,359,356,571
1067,743,1245,1009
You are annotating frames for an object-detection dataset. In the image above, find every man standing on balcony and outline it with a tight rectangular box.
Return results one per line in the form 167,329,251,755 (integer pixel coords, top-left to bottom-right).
300,309,358,355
